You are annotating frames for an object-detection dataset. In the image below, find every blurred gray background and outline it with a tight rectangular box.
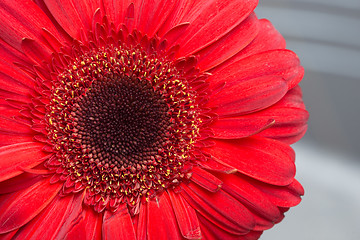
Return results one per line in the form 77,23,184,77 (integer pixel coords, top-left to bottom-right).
255,0,360,239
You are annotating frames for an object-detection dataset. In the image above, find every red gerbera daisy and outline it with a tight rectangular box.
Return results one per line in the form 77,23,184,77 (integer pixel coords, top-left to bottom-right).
0,0,308,239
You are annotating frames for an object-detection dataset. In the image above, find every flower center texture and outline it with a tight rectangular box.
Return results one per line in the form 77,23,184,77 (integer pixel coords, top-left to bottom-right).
45,45,201,213
74,76,170,169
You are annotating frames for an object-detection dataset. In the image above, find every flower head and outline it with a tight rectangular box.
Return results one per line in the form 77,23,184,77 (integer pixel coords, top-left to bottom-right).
0,0,308,239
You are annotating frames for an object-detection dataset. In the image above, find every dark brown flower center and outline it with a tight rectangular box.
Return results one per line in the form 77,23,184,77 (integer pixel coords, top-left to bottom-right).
45,45,200,213
73,76,170,170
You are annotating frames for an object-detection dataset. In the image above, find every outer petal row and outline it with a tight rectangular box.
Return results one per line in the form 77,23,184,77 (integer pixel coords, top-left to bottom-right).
202,136,296,186
210,86,309,144
0,0,61,51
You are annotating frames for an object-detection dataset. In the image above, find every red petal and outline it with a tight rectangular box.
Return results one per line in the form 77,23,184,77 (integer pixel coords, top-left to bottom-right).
210,86,308,143
196,13,259,71
0,229,18,240
219,18,286,69
0,105,26,119
257,86,309,144
0,38,29,67
251,179,304,208
0,178,61,234
147,192,181,240
251,214,275,231
136,202,147,240
0,133,34,148
0,142,48,182
168,190,202,239
210,117,274,139
135,0,178,37
160,23,190,48
124,2,135,30
55,193,88,239
173,0,258,57
0,114,34,147
241,231,263,240
0,58,35,93
63,205,102,240
198,214,262,240
41,28,64,52
0,116,32,134
102,0,128,27
21,38,52,65
12,193,86,239
257,108,308,142
197,157,237,174
219,173,282,224
208,50,303,91
0,173,42,194
203,137,296,186
12,195,72,239
102,205,136,240
0,134,35,148
207,75,288,116
190,167,223,192
274,85,306,109
42,0,99,38
0,0,61,51
181,182,255,235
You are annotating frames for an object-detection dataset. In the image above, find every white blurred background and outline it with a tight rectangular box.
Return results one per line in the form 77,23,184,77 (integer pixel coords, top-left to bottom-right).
255,0,360,239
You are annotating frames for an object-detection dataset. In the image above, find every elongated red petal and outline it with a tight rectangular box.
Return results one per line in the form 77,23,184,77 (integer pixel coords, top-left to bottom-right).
168,190,202,239
12,195,73,239
0,58,36,93
0,115,34,147
220,18,286,68
0,116,32,134
190,166,223,192
208,50,302,91
218,173,282,223
134,0,178,37
0,142,48,182
257,86,309,143
251,179,304,208
63,205,102,240
196,13,259,71
0,173,42,194
181,183,255,235
102,205,136,240
55,193,89,239
14,192,92,240
210,117,274,139
0,133,35,147
203,137,295,186
0,229,18,240
0,178,61,234
198,214,262,240
42,0,99,38
136,202,147,240
174,0,258,57
160,22,190,48
0,38,29,68
197,157,237,174
210,86,308,142
147,192,181,240
207,75,287,116
257,108,308,143
21,38,52,66
0,0,61,51
101,0,128,27
0,133,35,148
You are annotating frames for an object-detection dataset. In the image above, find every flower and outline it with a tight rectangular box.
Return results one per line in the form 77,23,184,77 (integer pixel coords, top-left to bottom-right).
0,0,308,239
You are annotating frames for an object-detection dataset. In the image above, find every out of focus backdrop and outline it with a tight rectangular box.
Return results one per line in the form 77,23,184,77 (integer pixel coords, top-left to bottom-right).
255,0,360,239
